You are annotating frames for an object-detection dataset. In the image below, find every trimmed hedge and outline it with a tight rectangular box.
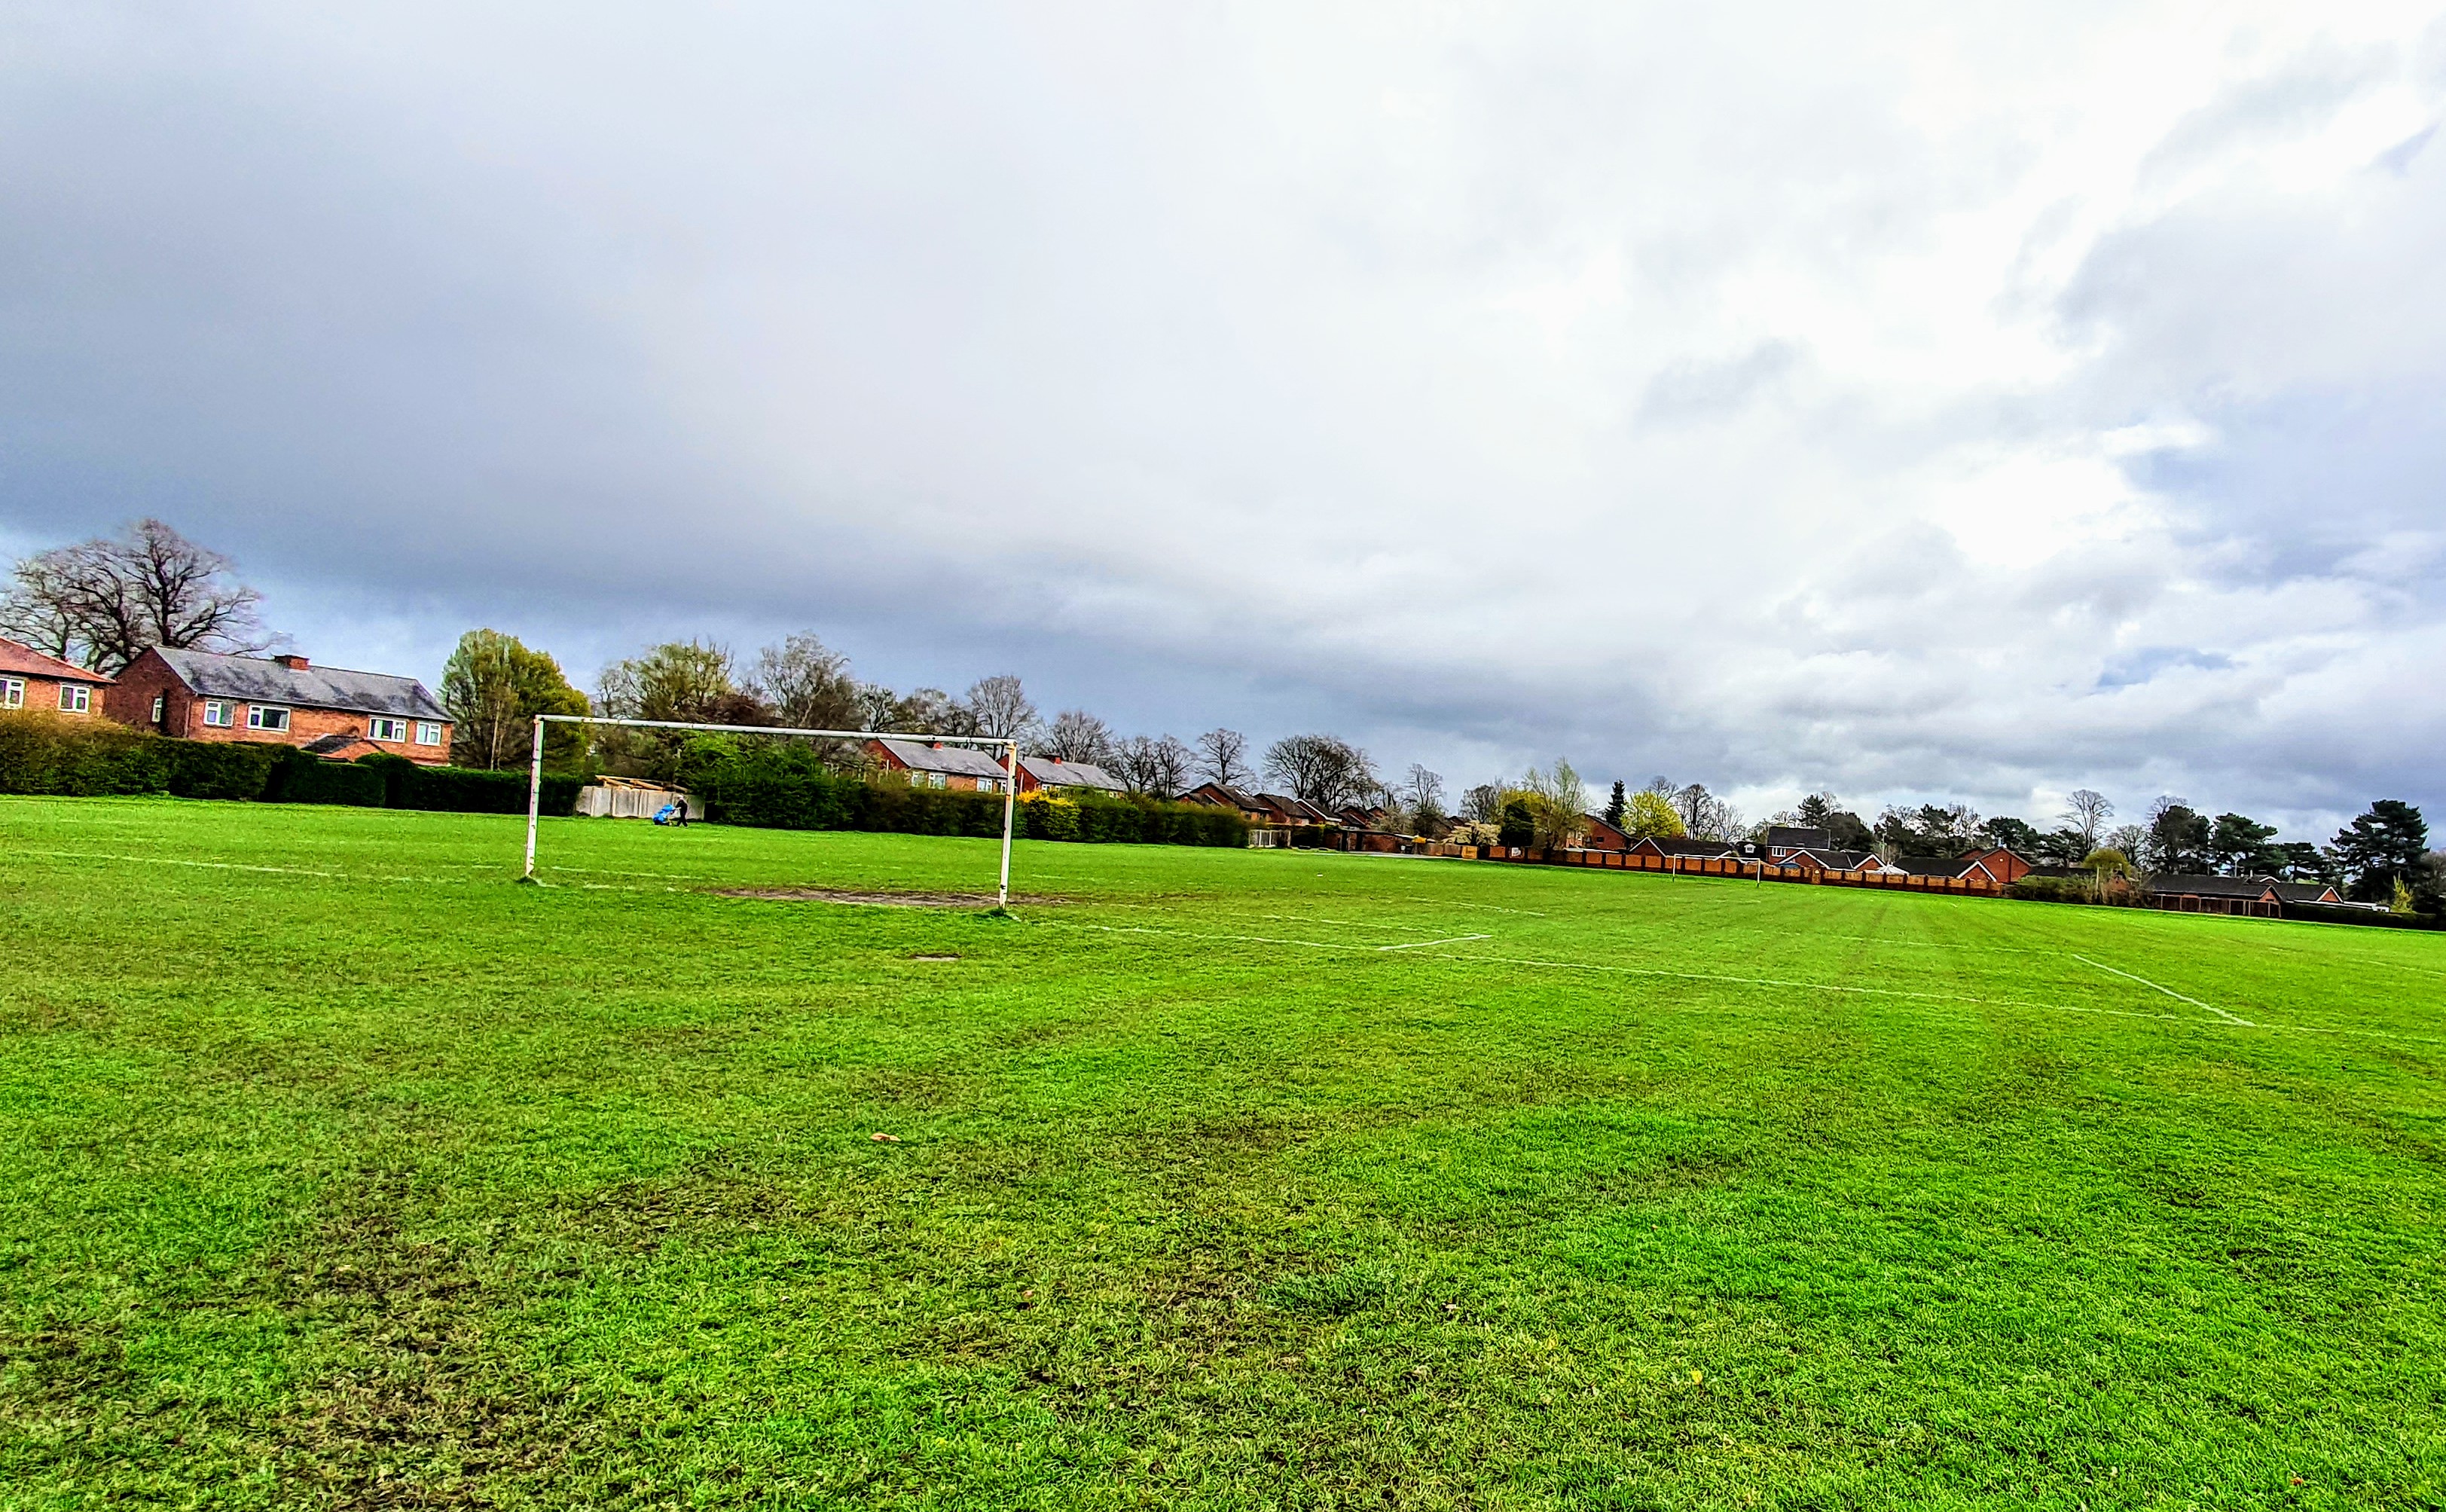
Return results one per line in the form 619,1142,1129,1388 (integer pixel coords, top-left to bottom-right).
2283,901,2441,930
356,753,582,816
701,762,1246,846
0,710,579,815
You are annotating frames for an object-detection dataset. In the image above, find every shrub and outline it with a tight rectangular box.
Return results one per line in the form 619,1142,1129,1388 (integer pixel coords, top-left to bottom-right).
357,754,581,817
0,710,164,796
2007,875,2099,905
1498,799,1535,849
160,741,281,800
693,753,1244,847
261,748,386,807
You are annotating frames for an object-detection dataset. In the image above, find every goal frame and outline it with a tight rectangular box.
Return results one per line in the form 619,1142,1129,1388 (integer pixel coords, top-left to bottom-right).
522,714,1023,906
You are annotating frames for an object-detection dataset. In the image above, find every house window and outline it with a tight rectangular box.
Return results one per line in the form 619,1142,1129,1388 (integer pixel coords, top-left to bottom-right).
247,704,291,732
414,720,442,746
151,694,166,722
0,677,21,709
203,699,235,727
58,683,91,713
369,716,408,742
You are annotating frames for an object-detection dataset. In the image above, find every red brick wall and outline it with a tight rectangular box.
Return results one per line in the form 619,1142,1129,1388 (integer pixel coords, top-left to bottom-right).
4,673,108,717
101,649,452,764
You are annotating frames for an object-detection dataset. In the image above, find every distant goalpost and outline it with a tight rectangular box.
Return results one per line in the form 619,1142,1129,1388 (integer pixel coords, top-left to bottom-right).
521,714,1023,906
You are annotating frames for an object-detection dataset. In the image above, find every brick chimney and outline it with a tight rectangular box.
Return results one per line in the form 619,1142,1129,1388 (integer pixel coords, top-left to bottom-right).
273,653,310,670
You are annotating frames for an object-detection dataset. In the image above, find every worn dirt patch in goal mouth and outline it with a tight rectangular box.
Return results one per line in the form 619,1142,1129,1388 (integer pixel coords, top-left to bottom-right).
713,887,1064,908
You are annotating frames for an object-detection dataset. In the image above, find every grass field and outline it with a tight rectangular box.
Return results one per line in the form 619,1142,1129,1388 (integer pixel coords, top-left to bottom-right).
2,796,2442,1510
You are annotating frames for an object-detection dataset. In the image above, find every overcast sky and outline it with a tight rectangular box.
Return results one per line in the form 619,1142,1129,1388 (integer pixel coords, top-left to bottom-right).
4,2,2443,837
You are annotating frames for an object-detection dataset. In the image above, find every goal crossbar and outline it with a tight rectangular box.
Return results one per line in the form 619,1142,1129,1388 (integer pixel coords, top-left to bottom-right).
522,713,1021,905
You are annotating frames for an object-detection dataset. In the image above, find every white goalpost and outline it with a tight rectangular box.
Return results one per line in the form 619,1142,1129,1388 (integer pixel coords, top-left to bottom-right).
521,713,1023,906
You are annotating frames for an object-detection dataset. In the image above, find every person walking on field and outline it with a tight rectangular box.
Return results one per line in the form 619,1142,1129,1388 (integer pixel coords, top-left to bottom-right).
673,795,689,828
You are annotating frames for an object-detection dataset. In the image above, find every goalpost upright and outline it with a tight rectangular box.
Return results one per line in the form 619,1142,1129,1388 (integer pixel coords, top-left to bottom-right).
521,714,1024,907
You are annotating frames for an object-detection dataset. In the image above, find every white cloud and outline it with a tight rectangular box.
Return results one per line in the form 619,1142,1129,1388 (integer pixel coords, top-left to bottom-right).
2,0,2443,838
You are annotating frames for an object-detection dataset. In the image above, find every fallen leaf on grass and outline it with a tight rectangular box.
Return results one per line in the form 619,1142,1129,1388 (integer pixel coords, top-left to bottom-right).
870,1132,902,1143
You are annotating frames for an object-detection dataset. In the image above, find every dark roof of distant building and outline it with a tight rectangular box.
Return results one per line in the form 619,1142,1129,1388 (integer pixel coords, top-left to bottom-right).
1020,756,1128,793
151,647,444,720
1779,847,1883,871
869,738,1011,780
1764,825,1831,849
1892,854,1976,876
0,636,112,684
1633,834,1738,857
300,732,381,758
2146,872,2298,900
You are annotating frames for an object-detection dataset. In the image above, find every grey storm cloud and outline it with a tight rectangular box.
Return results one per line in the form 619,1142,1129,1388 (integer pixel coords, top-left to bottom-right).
3,1,2444,839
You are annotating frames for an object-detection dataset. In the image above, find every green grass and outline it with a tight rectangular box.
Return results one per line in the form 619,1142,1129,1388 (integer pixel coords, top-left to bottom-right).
2,796,2442,1510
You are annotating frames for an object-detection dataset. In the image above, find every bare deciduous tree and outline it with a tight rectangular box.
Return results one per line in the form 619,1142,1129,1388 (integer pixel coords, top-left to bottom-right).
2063,789,2113,850
960,674,1038,742
1114,733,1195,796
1263,733,1375,806
1041,709,1118,764
752,632,860,730
1194,728,1250,788
1,518,273,673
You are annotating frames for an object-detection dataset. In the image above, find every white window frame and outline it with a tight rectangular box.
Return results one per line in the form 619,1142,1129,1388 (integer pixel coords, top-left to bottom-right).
246,704,291,732
203,699,235,728
368,716,408,742
414,720,443,746
0,677,22,709
151,693,166,722
57,683,90,713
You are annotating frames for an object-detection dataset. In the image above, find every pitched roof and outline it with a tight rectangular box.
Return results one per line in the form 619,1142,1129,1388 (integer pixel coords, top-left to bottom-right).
300,732,382,759
1632,834,1738,857
151,647,444,720
0,637,111,684
1764,825,1831,849
2270,881,2344,905
870,738,1012,781
1020,756,1128,793
2147,872,2292,900
1779,847,1883,871
1580,814,1631,845
1184,781,1264,810
1892,854,1970,877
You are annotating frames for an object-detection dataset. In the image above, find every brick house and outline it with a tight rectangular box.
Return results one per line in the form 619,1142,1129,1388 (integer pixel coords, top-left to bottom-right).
0,637,113,717
106,648,453,765
1578,814,1632,851
864,737,1014,792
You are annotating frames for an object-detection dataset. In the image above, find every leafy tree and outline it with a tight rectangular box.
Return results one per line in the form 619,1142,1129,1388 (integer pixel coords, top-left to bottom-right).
2334,799,2429,904
2144,799,2213,874
1985,816,2043,855
600,640,762,726
1497,798,1535,849
1876,802,1981,857
438,629,589,771
1794,792,1836,828
1194,729,1250,788
2207,812,2280,875
1519,759,1589,848
1604,780,1627,829
2082,847,2130,903
1620,788,1687,839
1,518,273,673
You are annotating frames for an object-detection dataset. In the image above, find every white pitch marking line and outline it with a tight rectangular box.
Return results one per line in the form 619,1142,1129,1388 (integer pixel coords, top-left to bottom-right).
1415,898,1549,916
2071,955,2254,1025
1375,933,1492,951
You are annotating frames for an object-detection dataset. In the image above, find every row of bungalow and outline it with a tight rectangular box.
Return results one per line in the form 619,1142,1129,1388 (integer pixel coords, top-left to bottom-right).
3,637,457,763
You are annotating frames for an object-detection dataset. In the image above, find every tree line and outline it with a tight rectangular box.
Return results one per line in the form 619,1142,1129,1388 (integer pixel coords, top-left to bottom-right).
5,521,2435,906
